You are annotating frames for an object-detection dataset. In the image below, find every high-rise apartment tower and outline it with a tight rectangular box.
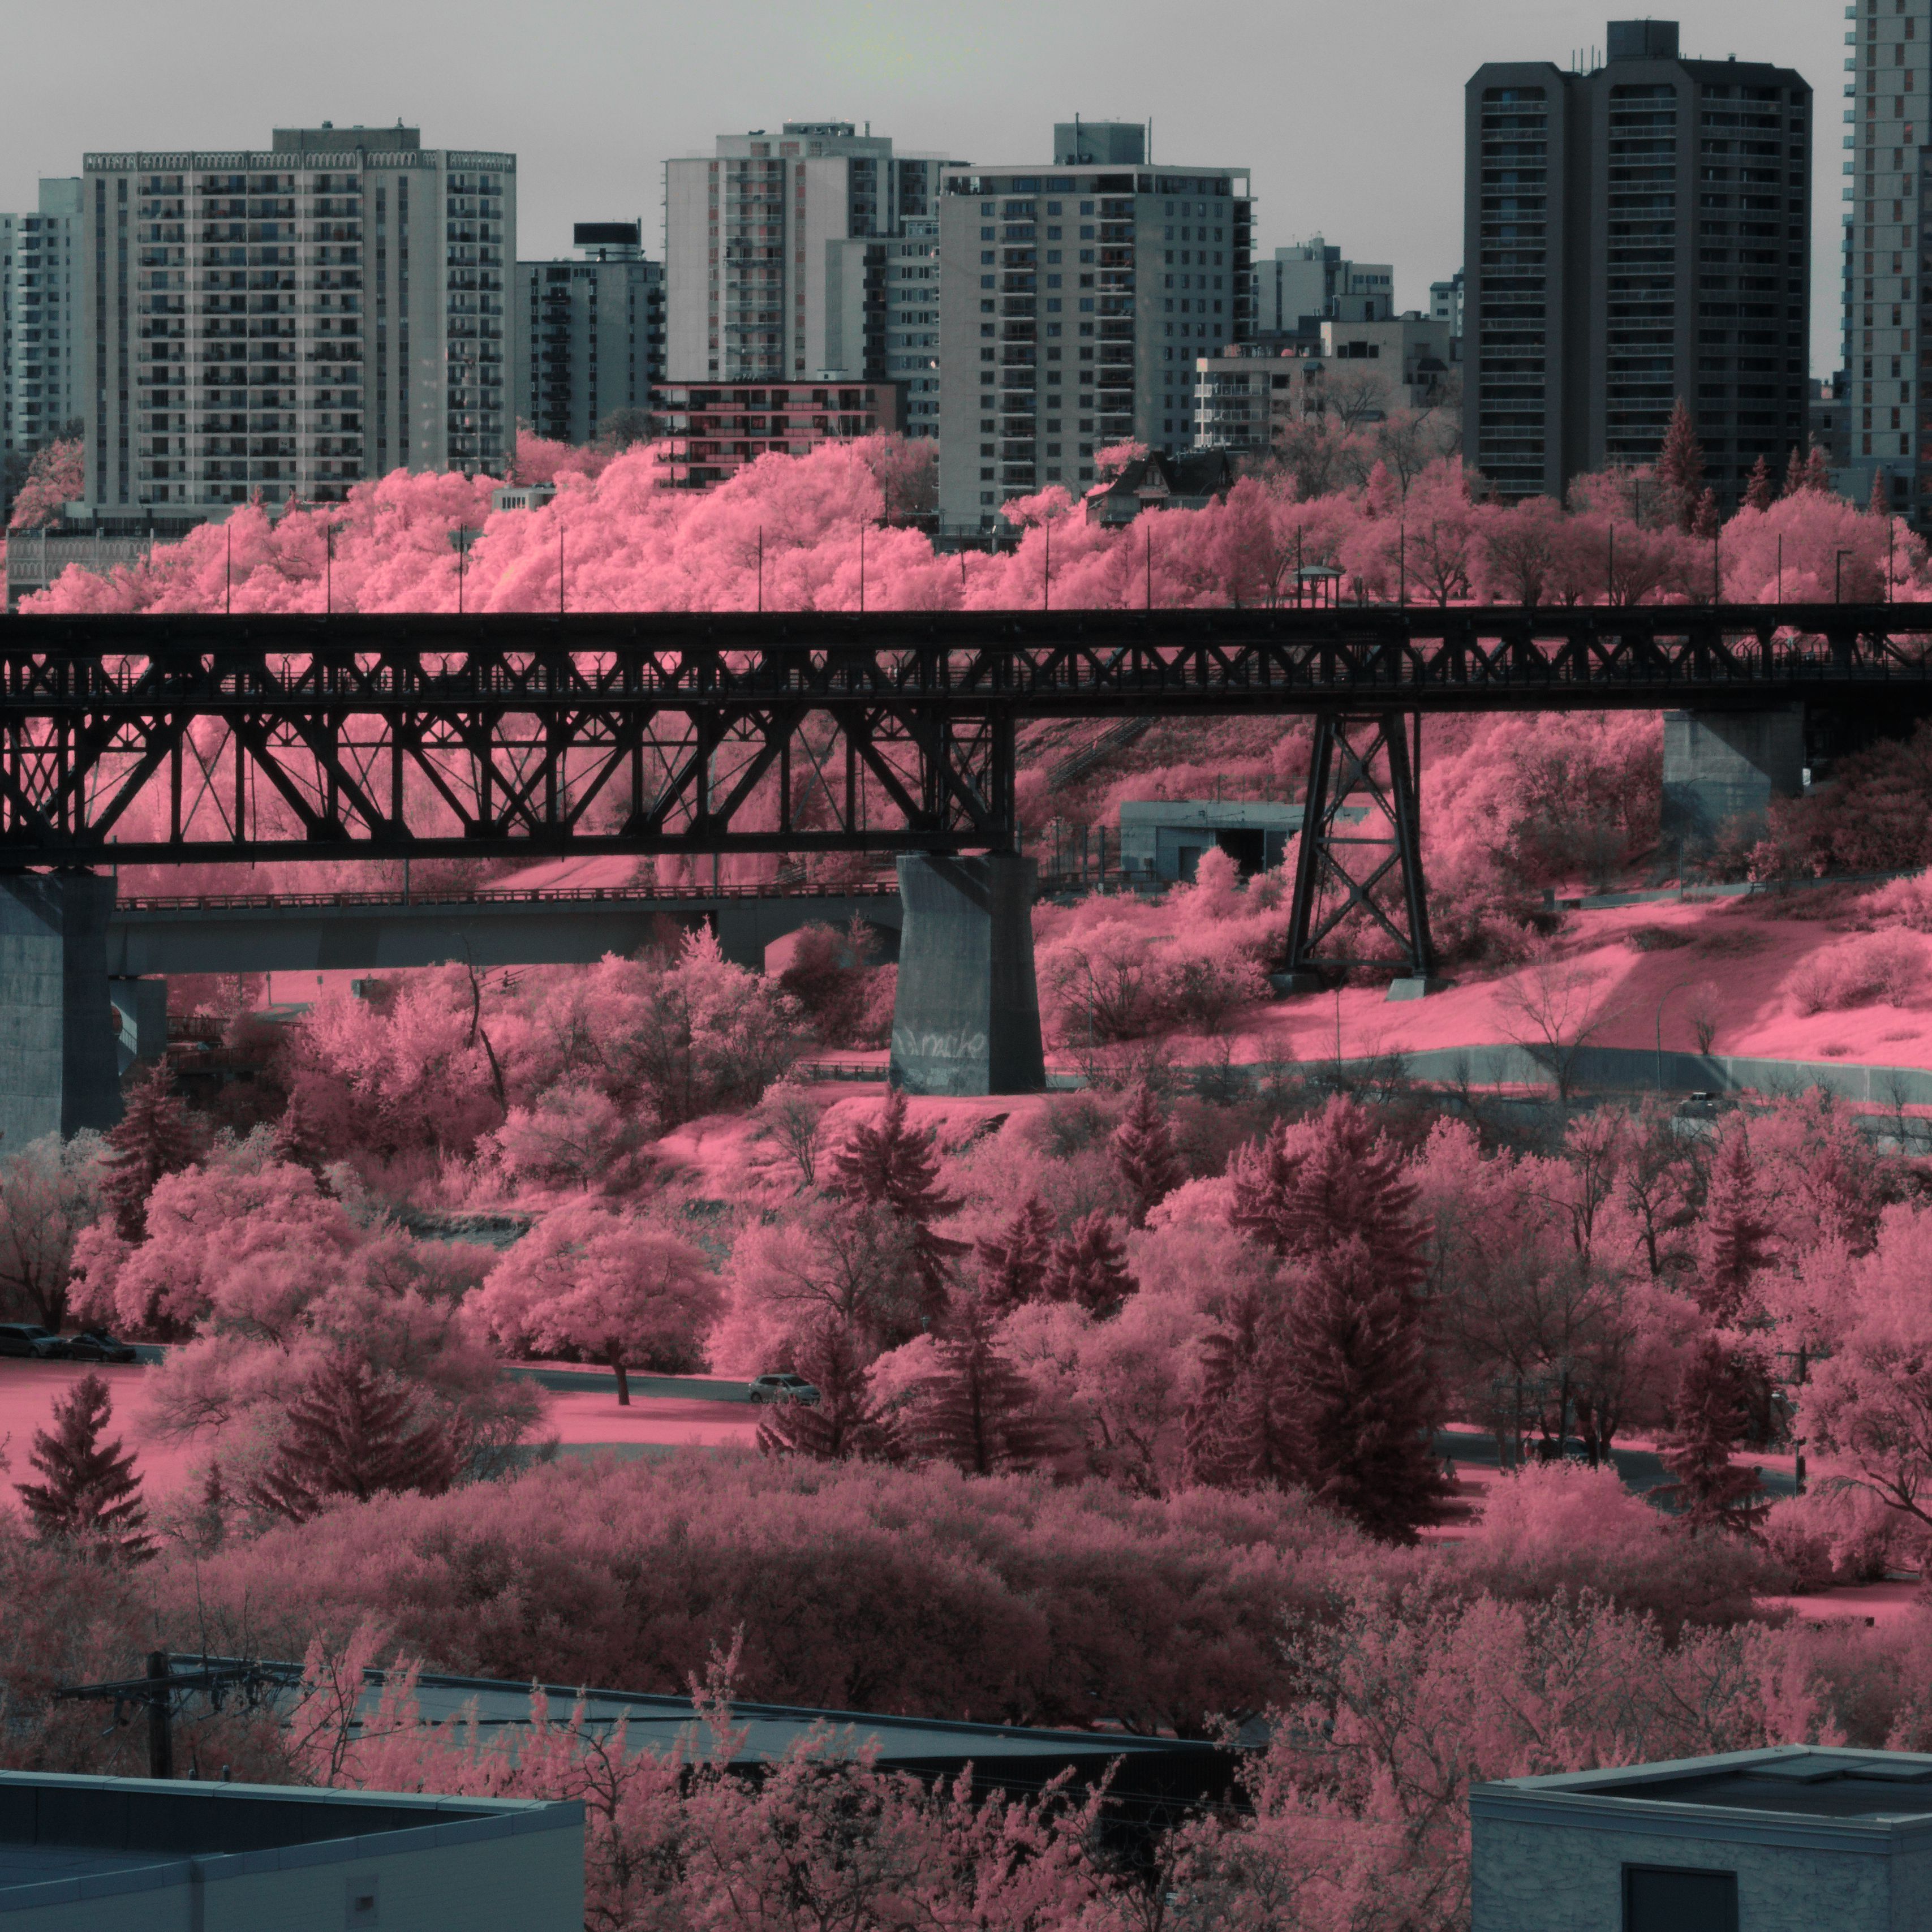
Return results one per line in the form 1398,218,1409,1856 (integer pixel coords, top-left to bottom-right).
2,179,84,507
936,124,1253,532
1465,20,1810,504
663,123,950,384
82,124,514,511
515,222,665,445
1845,0,1930,518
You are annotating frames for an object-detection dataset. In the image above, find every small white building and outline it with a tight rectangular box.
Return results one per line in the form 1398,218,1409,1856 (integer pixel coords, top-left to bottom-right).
1471,1746,1932,1932
1118,799,1302,881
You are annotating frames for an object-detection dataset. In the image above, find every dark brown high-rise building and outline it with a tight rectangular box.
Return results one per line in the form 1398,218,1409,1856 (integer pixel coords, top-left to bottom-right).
1465,20,1811,505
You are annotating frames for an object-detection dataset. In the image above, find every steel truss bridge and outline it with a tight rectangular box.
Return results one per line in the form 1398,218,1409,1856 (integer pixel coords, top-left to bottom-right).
5,604,1930,979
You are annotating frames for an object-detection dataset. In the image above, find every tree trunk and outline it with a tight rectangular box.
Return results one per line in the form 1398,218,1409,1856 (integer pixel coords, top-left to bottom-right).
609,1347,631,1407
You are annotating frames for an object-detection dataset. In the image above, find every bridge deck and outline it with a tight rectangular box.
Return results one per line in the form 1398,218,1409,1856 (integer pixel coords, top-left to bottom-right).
6,606,1927,863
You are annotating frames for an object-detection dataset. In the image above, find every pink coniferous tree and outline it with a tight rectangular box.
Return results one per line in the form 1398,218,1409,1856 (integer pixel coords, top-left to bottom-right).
1042,1211,1137,1316
975,1195,1057,1314
1109,1082,1182,1229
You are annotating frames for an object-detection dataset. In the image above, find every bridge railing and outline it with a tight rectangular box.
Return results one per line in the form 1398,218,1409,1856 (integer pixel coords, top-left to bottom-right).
115,877,903,913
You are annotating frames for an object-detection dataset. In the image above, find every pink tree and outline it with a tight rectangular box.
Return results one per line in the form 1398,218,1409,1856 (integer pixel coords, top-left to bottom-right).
1802,1202,1932,1537
472,1201,720,1404
70,1144,533,1456
1110,1081,1182,1229
6,437,84,530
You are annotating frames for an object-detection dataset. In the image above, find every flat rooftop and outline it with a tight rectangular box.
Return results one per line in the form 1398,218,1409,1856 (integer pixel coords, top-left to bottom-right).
1582,1753,1932,1821
169,1655,1238,1808
1476,1746,1932,1828
0,1771,578,1917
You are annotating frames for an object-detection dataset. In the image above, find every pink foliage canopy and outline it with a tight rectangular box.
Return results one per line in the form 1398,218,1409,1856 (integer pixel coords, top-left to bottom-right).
471,1200,720,1391
24,431,1922,621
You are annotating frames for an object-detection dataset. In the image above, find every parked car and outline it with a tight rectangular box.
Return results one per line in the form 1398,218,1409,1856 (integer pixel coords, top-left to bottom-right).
61,1330,139,1365
746,1372,820,1406
0,1324,70,1361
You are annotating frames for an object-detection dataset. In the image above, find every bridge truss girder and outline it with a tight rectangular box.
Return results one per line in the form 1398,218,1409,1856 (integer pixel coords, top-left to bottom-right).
0,695,1015,864
2,605,1930,864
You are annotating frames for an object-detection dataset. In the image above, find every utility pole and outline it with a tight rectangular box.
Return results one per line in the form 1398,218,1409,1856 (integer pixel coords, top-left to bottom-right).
147,1651,173,1780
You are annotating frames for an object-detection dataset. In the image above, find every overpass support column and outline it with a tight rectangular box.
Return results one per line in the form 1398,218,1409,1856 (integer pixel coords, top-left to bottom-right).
889,854,1045,1095
0,873,121,1146
1661,707,1804,855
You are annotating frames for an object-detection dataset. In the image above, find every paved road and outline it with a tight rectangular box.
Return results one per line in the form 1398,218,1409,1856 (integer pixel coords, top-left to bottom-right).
121,1350,756,1403
1438,1428,1798,1501
505,1366,756,1402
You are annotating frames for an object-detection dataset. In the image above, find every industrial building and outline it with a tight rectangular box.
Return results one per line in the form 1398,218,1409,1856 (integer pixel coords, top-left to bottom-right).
0,1770,582,1930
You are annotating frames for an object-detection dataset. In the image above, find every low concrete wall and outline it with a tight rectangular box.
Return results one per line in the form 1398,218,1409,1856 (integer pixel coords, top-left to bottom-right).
1349,1042,1932,1107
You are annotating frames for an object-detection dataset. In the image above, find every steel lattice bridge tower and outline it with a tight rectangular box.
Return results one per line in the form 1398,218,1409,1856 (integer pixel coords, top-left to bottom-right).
3,604,1928,1123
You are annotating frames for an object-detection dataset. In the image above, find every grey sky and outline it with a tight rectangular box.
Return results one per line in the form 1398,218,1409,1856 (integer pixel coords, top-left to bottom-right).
2,0,1848,371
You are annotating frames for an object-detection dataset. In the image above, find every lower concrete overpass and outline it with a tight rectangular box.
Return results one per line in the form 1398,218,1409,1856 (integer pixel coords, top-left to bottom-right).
102,882,905,978
3,862,1043,1147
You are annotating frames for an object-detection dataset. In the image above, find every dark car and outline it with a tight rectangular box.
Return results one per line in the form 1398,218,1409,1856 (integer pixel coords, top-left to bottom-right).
747,1372,820,1406
61,1330,139,1365
0,1324,70,1361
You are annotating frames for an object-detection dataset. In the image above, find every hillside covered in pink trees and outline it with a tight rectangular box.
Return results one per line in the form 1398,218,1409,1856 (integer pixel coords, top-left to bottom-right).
8,1038,1932,1925
10,427,1932,1927
14,418,1929,619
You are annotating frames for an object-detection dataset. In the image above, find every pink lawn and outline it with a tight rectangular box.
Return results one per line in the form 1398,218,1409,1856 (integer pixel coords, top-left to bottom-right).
0,1362,197,1498
1091,896,1932,1081
0,1361,758,1502
539,1379,759,1452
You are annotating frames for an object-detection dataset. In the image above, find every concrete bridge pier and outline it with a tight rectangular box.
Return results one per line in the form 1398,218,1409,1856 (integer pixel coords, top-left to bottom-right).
1661,707,1805,853
0,872,122,1147
889,854,1045,1096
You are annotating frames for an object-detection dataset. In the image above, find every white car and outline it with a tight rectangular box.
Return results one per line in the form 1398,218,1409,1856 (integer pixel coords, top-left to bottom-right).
746,1372,820,1406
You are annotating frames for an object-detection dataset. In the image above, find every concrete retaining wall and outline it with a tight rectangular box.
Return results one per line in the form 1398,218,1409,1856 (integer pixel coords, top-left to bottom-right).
1346,1042,1932,1107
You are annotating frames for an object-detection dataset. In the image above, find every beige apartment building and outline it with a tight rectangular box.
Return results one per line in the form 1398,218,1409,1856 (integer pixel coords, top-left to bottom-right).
2,178,83,505
935,123,1254,532
1192,315,1460,454
663,122,950,385
81,124,514,513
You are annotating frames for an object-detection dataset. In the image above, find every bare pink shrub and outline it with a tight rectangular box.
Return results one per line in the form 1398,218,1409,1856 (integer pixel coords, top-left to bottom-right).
1865,868,1932,932
1759,1485,1900,1592
1787,931,1925,1016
